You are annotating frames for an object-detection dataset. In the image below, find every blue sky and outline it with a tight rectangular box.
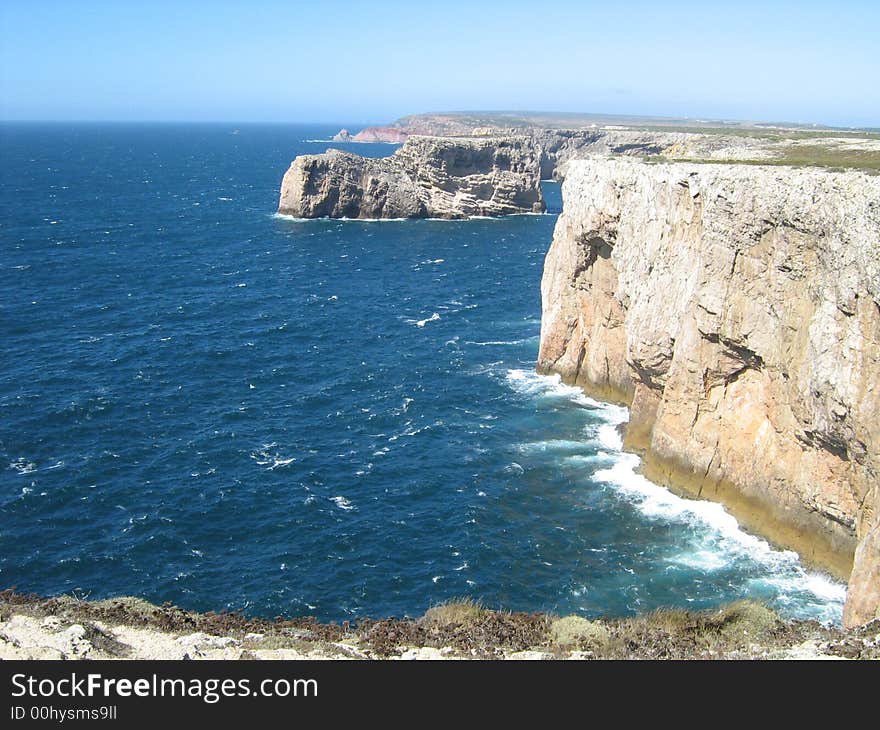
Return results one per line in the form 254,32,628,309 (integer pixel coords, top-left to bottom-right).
1,0,878,127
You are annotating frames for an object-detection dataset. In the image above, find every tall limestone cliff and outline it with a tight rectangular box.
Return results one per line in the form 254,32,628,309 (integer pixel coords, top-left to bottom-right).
538,156,880,627
278,136,545,219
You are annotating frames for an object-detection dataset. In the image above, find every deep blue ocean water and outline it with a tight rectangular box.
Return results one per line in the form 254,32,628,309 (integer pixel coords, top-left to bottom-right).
0,123,845,623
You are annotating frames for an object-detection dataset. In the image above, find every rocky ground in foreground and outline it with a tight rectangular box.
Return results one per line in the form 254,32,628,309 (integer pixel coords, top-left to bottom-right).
1,591,878,660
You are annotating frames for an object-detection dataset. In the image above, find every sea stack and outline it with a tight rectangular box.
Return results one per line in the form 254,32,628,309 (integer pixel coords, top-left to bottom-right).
538,156,880,627
278,135,545,219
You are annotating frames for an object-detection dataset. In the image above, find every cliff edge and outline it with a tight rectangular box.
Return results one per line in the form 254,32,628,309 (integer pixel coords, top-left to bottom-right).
538,157,880,627
3,591,877,659
278,135,545,219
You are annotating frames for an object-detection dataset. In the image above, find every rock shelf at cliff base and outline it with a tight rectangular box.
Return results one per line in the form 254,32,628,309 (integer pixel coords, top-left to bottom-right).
537,156,880,627
277,135,545,219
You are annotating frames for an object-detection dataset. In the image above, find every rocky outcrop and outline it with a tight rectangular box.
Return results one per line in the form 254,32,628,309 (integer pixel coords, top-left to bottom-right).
332,129,353,142
538,156,880,627
278,136,545,219
278,149,425,219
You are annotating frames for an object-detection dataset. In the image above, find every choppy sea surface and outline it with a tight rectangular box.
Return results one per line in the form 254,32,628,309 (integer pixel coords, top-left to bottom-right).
0,123,846,623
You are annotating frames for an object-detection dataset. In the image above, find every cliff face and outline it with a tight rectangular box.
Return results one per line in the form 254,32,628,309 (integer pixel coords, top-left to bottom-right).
278,136,545,219
538,157,880,627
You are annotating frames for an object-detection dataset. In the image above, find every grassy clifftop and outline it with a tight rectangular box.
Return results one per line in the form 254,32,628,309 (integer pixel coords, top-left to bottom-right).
2,590,878,660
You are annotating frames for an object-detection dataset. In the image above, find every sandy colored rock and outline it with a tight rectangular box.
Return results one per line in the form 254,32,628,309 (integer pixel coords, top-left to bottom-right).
538,156,880,627
278,135,545,219
351,126,409,143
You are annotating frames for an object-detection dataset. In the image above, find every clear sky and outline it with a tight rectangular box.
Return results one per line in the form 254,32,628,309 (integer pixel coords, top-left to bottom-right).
1,0,878,127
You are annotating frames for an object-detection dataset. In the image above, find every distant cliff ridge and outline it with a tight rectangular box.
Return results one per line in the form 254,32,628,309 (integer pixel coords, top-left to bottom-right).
538,156,880,627
348,113,880,179
278,135,545,219
351,126,409,143
342,122,788,180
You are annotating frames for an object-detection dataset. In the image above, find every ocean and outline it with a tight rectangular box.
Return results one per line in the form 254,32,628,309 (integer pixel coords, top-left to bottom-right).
0,123,845,624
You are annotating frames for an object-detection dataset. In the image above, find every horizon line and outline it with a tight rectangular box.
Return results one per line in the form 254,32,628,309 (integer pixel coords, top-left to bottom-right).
0,112,877,132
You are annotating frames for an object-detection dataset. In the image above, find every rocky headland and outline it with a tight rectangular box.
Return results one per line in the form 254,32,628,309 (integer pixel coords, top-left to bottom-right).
278,135,545,219
537,156,880,627
351,126,409,143
347,112,880,180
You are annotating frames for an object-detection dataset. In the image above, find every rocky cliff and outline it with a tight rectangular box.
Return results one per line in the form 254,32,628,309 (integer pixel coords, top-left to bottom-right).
538,157,880,627
278,136,545,219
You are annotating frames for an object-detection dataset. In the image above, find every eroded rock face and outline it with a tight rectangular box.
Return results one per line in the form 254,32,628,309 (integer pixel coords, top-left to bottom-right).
278,136,545,219
538,156,880,626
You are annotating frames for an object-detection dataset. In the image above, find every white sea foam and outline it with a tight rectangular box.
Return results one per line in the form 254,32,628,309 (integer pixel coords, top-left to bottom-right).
330,496,355,511
561,453,616,467
517,439,595,454
338,216,409,222
273,212,411,223
414,313,440,327
9,459,37,475
466,337,533,346
250,443,296,470
594,452,796,568
754,571,847,605
505,368,609,411
596,423,623,451
272,211,543,223
505,368,847,622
